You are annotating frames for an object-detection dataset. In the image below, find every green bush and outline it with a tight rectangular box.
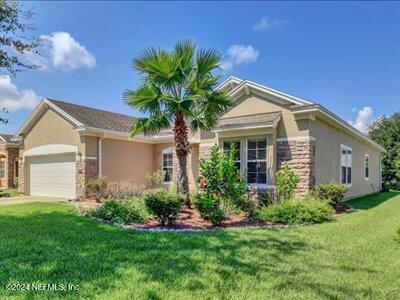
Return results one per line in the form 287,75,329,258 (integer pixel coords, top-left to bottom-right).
198,144,247,217
258,198,334,225
90,198,151,224
87,177,107,202
194,193,225,225
143,188,184,226
147,169,166,189
397,227,400,243
311,183,348,207
276,164,299,201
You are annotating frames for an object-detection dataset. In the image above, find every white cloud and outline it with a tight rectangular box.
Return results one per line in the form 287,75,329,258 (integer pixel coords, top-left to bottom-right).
348,106,374,133
27,31,96,71
252,16,289,32
0,76,40,112
220,45,260,72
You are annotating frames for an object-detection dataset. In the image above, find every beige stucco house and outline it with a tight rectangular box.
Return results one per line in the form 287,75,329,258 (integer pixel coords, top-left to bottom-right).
14,77,385,199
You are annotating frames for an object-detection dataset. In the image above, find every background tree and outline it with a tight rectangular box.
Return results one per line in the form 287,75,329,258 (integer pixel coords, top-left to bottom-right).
0,0,40,77
124,40,232,203
368,112,400,187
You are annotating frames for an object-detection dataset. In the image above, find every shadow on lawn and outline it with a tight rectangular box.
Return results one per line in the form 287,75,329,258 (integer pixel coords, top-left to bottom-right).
0,205,381,298
346,191,400,210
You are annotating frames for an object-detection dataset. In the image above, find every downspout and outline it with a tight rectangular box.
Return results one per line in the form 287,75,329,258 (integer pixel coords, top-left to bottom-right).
99,133,107,177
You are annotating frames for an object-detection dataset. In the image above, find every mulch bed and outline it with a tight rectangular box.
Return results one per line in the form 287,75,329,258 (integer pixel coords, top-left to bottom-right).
133,207,286,231
335,203,353,214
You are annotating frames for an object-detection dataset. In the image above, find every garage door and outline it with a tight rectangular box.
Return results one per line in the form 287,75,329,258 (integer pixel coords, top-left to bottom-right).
28,154,76,198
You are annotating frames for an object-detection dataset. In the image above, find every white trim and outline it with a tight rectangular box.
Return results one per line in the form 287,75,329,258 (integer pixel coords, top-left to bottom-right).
83,156,98,160
292,107,386,153
340,144,353,187
276,136,316,142
23,144,78,157
247,184,275,189
217,76,243,91
227,80,313,106
246,137,269,186
17,99,83,136
0,136,6,143
364,153,370,181
214,124,275,133
161,150,174,184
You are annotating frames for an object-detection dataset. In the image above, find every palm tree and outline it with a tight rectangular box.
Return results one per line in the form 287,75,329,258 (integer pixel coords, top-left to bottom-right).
124,40,232,203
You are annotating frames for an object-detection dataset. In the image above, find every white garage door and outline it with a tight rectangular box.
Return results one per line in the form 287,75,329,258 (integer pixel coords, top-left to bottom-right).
29,154,76,198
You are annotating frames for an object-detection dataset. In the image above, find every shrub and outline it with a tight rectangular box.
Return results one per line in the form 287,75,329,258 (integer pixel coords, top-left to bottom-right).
397,227,400,243
258,198,334,225
90,198,151,224
143,188,184,226
311,183,348,207
275,164,299,201
106,180,144,199
194,193,219,220
87,177,107,202
198,144,247,215
147,169,166,189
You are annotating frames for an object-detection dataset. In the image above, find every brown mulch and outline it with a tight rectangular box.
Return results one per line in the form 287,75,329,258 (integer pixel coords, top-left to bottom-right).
133,206,284,230
335,203,353,214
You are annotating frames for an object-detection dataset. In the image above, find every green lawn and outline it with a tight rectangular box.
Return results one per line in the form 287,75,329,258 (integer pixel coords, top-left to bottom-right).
0,192,399,299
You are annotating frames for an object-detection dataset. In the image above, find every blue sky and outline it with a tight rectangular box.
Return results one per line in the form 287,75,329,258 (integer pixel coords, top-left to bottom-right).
2,1,400,134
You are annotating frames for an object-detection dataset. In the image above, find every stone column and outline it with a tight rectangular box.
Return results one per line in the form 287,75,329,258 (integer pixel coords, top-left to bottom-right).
76,154,99,199
277,138,316,197
17,157,24,193
7,148,19,188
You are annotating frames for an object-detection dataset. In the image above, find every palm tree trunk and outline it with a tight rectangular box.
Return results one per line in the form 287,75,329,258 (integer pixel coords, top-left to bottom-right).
174,111,191,206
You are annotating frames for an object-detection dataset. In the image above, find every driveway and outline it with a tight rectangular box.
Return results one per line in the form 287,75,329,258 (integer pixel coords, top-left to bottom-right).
0,196,69,206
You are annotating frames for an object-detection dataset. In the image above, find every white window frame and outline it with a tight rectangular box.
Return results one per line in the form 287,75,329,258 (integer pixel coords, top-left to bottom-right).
340,144,352,187
222,140,241,171
162,147,174,184
0,158,6,179
246,138,268,188
364,153,370,181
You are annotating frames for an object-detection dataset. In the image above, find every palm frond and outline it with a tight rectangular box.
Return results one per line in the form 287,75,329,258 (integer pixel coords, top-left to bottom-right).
130,113,171,136
196,48,221,77
123,83,163,114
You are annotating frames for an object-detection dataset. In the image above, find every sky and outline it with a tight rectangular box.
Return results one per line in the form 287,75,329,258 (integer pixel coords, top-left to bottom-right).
2,1,400,134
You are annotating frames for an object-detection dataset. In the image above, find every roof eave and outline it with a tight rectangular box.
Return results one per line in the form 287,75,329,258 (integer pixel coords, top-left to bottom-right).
292,106,386,153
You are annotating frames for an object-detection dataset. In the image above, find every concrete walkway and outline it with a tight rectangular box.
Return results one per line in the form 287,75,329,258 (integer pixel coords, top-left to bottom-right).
0,196,69,206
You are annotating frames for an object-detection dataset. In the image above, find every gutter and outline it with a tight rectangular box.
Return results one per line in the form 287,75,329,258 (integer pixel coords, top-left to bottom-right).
99,133,107,177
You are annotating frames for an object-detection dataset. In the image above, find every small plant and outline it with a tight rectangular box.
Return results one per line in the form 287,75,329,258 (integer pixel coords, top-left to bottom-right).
90,198,151,224
258,198,334,225
397,226,400,244
275,164,299,201
106,180,144,199
198,144,247,218
87,177,107,202
147,169,166,189
143,188,184,226
311,183,348,207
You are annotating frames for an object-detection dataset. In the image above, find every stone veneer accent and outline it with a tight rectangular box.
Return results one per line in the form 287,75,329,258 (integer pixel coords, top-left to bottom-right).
18,157,24,193
199,143,214,161
76,155,98,199
7,147,19,188
277,139,316,197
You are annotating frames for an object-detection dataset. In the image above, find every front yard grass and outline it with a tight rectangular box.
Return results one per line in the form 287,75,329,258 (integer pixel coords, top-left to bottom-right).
0,192,399,299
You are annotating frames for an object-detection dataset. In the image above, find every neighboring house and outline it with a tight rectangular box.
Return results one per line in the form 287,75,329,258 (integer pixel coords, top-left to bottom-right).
0,134,19,189
13,77,385,199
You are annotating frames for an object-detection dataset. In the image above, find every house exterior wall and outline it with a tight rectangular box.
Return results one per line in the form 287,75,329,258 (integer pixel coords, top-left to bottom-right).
19,108,96,196
310,118,382,198
101,138,153,187
221,93,310,138
22,108,84,155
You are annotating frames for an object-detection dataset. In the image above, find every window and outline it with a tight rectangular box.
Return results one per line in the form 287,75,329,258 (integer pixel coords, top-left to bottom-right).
341,145,352,185
0,159,5,179
247,138,267,185
162,149,173,183
222,140,241,170
365,154,370,180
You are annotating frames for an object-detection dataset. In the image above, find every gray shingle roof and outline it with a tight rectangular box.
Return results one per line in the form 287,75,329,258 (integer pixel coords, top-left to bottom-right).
216,112,281,131
0,133,16,143
47,99,137,133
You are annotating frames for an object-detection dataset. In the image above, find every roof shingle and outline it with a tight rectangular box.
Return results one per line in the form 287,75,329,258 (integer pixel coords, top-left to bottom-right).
47,99,137,133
